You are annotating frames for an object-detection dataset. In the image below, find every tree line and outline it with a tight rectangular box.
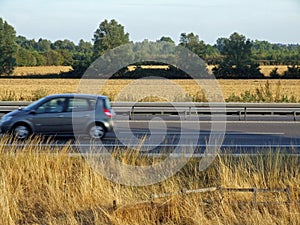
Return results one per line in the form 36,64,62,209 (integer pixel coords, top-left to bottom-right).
1,18,300,78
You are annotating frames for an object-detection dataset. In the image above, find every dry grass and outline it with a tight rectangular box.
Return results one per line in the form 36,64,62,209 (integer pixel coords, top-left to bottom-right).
0,137,299,224
0,78,299,102
13,66,73,76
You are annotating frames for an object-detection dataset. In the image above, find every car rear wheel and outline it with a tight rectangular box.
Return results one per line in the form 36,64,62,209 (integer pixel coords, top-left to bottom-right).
13,125,31,140
88,124,106,140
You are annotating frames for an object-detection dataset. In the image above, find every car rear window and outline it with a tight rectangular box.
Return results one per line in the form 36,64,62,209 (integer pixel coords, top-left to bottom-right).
68,98,96,112
95,97,111,110
103,98,111,109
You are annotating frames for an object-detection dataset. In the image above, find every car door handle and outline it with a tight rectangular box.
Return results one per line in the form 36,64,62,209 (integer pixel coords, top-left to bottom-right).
57,115,64,118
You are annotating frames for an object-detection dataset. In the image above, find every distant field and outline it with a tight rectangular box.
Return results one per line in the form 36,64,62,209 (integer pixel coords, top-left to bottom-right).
12,66,73,76
207,65,289,76
0,78,299,102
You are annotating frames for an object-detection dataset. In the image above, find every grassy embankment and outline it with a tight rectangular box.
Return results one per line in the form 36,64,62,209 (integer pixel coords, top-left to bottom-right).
0,137,299,224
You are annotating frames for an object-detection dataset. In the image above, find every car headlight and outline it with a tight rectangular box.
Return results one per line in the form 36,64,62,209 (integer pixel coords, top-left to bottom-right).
1,115,12,123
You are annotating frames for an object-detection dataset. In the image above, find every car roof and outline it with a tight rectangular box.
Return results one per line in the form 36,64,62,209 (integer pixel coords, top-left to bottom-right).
45,93,108,99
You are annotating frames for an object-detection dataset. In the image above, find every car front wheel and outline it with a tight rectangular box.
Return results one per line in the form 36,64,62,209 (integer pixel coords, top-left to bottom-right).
13,125,31,140
88,124,106,140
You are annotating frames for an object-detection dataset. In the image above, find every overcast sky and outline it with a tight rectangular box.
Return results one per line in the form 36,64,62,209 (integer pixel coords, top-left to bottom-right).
0,0,299,44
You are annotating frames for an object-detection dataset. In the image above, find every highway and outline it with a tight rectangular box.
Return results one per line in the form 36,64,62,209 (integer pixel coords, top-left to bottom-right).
2,114,299,155
102,116,300,153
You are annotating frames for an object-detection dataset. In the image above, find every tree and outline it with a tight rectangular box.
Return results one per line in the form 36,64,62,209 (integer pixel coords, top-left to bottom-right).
0,18,17,75
15,47,37,66
221,32,252,67
71,39,94,75
77,39,93,55
93,19,130,59
213,32,263,78
158,36,175,43
52,39,76,52
43,50,64,66
179,32,206,58
36,38,51,52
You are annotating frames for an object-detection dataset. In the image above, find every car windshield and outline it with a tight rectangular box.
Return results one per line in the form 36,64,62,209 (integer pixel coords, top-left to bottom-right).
23,96,47,111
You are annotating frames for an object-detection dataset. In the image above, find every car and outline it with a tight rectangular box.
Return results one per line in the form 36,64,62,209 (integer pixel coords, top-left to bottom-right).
0,94,114,140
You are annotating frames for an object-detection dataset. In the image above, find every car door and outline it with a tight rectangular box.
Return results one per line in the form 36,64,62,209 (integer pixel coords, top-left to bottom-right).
66,97,96,135
29,97,69,134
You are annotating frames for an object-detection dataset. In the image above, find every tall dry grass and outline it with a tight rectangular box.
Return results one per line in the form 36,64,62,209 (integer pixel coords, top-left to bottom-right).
0,136,299,224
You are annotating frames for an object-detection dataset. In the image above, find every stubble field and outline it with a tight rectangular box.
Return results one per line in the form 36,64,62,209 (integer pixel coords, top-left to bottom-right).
12,66,73,76
0,78,299,102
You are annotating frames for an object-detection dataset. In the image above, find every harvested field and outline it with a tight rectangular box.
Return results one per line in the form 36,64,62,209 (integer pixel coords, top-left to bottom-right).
0,79,299,102
207,65,289,76
12,66,73,76
259,65,289,76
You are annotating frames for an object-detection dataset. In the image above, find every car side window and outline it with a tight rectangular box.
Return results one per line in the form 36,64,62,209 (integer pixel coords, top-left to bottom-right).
36,98,67,113
67,98,94,112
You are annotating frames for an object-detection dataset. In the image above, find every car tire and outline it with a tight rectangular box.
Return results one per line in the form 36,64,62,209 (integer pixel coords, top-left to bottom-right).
88,124,106,140
13,124,31,140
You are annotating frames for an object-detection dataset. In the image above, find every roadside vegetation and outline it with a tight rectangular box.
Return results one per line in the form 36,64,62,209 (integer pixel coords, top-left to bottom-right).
0,136,299,224
226,81,297,103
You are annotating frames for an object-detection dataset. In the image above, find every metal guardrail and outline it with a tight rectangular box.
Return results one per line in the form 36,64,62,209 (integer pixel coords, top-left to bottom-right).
0,101,300,121
112,102,300,120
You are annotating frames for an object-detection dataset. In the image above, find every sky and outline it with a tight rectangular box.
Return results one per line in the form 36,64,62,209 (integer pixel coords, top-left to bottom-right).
0,0,299,45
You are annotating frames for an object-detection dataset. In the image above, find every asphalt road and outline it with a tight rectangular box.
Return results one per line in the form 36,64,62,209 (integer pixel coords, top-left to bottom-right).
100,116,300,153
1,115,300,154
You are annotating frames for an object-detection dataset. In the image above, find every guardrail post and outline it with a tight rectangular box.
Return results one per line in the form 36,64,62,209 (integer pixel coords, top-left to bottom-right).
129,110,132,120
244,107,247,121
130,106,134,120
239,110,242,121
293,111,297,121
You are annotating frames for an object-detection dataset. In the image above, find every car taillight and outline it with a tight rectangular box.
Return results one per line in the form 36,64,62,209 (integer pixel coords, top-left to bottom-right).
103,109,112,118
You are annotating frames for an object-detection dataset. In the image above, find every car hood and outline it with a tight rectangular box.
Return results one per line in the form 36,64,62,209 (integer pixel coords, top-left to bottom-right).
3,109,29,117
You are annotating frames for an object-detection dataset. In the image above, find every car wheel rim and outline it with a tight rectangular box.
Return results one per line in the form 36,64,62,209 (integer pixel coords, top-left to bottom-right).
89,125,105,139
14,126,29,139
